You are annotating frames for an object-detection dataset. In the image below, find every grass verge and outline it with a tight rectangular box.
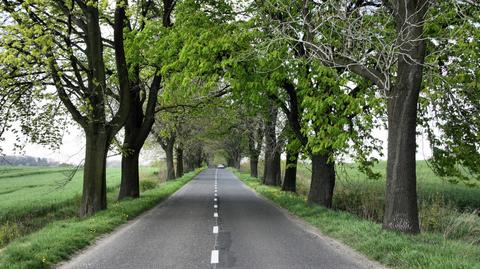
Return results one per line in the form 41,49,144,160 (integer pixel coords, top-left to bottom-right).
0,168,204,269
233,170,480,269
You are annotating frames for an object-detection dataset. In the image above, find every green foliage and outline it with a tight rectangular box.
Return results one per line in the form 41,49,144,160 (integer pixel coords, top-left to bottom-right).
421,2,480,184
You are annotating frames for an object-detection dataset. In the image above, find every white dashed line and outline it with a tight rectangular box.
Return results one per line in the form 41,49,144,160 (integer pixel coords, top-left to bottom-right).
211,250,219,264
212,169,220,267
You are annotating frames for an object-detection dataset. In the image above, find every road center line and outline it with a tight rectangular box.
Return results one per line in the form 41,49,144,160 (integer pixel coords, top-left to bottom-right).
211,250,219,264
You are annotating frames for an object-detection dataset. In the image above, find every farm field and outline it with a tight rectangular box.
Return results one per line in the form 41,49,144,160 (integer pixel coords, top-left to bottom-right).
242,160,480,210
0,165,165,248
241,160,480,239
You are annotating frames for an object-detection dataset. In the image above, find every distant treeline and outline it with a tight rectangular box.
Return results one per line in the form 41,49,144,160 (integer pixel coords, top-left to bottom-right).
0,155,61,167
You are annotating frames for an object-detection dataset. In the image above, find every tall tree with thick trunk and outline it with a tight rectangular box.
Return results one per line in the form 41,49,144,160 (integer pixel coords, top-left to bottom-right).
282,137,299,192
118,0,176,199
272,81,338,207
272,0,431,232
0,1,132,216
176,144,184,178
381,0,429,233
153,131,176,180
247,118,264,178
263,101,281,186
118,75,161,199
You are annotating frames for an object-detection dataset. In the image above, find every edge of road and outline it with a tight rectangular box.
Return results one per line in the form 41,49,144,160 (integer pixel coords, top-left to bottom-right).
229,169,388,269
55,169,206,269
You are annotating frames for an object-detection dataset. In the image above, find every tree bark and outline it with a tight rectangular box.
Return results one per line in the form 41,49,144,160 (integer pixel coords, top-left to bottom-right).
80,128,109,216
383,0,428,234
164,139,176,180
263,103,281,186
232,149,241,169
118,75,161,200
282,148,298,192
308,152,335,208
119,150,140,199
118,90,143,200
176,145,184,178
247,119,263,178
250,157,259,178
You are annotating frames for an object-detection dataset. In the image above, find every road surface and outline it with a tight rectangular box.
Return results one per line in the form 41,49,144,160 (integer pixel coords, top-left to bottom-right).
58,168,382,269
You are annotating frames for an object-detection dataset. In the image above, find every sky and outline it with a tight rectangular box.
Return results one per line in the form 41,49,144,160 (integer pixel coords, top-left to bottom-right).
0,121,433,165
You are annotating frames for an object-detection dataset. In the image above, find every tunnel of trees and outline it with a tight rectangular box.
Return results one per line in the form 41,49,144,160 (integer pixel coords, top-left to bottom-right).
0,0,479,236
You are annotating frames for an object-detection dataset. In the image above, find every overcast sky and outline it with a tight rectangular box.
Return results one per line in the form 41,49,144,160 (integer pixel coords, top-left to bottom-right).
0,122,433,164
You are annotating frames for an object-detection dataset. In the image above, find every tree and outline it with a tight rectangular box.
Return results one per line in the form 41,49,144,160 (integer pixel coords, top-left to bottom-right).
246,117,264,178
118,0,175,199
421,2,480,185
152,113,177,180
233,1,381,208
262,101,282,186
259,0,433,232
0,0,132,216
175,143,184,177
282,133,301,192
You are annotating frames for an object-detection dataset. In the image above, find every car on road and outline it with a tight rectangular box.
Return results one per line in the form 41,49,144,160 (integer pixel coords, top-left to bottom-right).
217,164,225,169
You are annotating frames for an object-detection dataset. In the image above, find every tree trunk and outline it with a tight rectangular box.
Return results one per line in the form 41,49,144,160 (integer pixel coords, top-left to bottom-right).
233,150,241,170
80,129,109,216
119,150,140,199
282,149,298,192
382,0,428,234
165,141,176,180
176,146,184,178
307,152,335,208
227,158,234,168
263,103,281,186
250,157,259,178
273,150,281,186
118,92,143,200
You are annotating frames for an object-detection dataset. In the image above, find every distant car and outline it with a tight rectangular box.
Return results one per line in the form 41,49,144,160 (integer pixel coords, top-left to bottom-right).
217,164,225,169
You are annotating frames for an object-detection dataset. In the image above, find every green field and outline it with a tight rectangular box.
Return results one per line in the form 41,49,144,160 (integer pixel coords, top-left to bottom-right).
0,165,164,248
241,160,480,240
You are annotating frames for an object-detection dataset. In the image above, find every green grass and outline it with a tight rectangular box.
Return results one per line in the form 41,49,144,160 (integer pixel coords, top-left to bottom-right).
0,168,204,269
0,165,163,248
234,170,480,269
242,160,480,212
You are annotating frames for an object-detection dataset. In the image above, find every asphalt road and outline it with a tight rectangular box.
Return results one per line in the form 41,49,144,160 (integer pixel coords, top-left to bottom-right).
58,168,382,269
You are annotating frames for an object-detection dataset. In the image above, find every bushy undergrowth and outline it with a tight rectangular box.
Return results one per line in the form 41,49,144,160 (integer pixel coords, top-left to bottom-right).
334,183,480,244
140,179,158,192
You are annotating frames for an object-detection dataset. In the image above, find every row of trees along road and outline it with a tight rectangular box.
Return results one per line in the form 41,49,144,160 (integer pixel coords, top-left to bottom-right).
0,0,479,236
0,0,229,216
